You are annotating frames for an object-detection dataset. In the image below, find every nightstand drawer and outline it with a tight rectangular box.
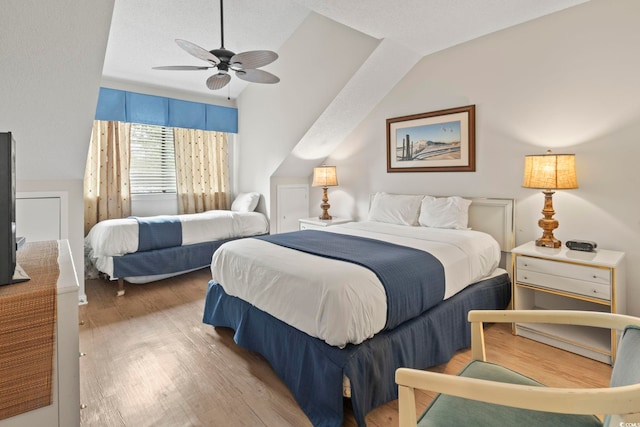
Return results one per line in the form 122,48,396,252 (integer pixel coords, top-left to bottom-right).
516,269,611,301
516,256,611,285
300,223,319,230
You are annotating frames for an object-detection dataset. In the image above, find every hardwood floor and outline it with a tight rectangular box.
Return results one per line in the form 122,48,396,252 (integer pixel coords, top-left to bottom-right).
79,269,612,427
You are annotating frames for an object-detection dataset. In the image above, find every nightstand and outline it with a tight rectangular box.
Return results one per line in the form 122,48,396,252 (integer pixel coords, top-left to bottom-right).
298,217,351,230
511,241,626,364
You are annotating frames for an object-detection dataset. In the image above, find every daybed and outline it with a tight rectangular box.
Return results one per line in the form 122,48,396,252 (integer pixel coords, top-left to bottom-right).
202,193,515,427
85,193,268,295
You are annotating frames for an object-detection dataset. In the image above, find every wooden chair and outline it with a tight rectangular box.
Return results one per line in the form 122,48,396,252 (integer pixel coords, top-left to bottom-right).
396,310,640,427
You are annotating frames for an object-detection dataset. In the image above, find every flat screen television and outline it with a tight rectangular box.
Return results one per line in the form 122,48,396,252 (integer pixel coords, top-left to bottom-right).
0,132,16,285
0,132,18,285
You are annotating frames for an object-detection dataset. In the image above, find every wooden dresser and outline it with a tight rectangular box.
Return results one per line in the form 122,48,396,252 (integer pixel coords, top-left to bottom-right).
0,240,80,427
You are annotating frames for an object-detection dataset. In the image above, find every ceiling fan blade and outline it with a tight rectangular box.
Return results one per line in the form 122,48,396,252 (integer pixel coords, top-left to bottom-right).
153,65,213,71
175,39,220,64
206,73,231,90
230,50,278,70
235,68,280,84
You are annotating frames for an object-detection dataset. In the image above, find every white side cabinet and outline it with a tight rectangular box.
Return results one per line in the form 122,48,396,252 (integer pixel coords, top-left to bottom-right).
0,240,80,427
512,241,626,364
16,191,68,241
298,217,351,230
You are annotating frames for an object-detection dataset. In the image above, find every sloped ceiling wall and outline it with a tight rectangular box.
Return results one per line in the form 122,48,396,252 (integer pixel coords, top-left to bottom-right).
236,13,425,219
0,0,115,301
235,13,380,207
0,0,115,181
274,37,421,178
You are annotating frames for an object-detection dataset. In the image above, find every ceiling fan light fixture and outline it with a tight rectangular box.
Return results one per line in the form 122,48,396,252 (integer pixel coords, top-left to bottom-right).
206,72,231,90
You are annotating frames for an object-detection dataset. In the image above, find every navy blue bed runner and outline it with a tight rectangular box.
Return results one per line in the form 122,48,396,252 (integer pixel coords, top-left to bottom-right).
134,216,182,252
113,239,228,278
255,230,445,330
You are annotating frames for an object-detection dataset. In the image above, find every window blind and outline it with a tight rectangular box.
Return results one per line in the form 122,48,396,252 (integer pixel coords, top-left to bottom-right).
129,123,177,194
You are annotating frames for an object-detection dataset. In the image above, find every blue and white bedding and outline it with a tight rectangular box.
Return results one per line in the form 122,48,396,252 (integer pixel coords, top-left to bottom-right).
210,220,500,347
85,210,269,280
203,272,511,427
135,215,182,252
87,210,268,257
255,230,446,331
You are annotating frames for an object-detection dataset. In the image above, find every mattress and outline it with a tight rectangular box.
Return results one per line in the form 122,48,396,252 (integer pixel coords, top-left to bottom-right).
85,210,269,281
86,210,268,257
211,220,500,347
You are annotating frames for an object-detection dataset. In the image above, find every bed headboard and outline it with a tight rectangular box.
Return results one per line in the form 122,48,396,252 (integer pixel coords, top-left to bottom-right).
368,195,515,252
467,198,514,252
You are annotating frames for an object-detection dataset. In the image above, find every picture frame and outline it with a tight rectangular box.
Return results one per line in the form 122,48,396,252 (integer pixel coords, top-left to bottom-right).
386,105,475,172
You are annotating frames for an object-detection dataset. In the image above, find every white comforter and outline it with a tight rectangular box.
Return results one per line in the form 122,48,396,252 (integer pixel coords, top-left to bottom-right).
86,210,269,258
211,221,501,347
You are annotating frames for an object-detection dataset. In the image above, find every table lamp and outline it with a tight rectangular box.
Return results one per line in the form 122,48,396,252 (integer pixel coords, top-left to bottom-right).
522,150,578,248
312,165,338,220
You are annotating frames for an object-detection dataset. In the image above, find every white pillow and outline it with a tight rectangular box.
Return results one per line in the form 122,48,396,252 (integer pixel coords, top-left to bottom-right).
231,192,260,212
419,196,472,229
367,192,423,226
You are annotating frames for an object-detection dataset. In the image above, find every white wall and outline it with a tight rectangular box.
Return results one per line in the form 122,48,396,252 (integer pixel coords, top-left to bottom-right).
0,0,115,302
100,77,237,109
324,0,640,315
236,12,378,217
17,180,87,302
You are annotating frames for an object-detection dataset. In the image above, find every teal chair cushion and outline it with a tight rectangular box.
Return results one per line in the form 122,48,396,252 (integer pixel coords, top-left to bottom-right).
604,325,640,427
418,360,603,427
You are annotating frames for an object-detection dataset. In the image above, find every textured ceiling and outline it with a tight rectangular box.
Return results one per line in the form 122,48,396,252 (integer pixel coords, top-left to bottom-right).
103,0,589,101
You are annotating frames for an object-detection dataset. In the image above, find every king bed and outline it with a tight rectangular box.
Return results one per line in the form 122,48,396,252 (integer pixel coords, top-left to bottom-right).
202,194,514,426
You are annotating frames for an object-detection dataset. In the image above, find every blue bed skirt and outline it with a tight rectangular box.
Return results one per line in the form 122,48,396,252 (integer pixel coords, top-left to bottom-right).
113,236,253,279
202,272,511,427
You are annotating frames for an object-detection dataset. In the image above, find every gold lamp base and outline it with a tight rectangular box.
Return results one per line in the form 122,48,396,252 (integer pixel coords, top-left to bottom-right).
318,187,332,220
535,235,561,248
535,190,561,248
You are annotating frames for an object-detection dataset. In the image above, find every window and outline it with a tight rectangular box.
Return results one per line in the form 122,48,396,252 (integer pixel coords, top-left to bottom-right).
129,124,177,194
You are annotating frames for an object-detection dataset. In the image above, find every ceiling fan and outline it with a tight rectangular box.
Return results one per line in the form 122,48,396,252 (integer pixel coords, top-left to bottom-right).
153,0,280,90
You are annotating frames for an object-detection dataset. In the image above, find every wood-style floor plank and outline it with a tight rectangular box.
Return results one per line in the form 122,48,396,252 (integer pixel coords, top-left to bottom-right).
79,269,611,427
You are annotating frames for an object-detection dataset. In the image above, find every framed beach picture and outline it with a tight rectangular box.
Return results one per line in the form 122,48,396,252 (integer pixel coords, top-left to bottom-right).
386,105,475,172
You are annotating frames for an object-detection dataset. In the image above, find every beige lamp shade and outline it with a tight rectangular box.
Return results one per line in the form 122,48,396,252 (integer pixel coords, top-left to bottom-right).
522,149,578,248
312,165,338,187
522,150,578,190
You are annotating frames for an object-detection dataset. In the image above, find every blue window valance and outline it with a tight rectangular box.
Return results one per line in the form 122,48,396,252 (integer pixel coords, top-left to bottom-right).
94,87,238,133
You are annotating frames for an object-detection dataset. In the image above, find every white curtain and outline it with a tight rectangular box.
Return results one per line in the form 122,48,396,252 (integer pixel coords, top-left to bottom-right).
174,128,230,214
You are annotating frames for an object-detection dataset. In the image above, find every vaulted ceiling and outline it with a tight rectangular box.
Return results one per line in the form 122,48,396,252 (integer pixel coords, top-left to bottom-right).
103,0,589,101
